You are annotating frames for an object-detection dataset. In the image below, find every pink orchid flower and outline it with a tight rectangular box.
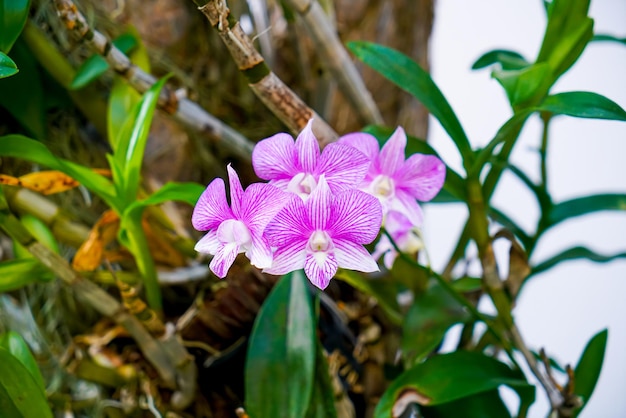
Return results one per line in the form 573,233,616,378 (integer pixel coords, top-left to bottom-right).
339,127,446,226
192,165,292,278
264,175,382,290
252,119,370,199
372,210,424,269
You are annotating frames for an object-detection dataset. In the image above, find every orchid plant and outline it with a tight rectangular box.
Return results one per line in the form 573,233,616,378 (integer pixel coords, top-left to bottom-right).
192,121,446,289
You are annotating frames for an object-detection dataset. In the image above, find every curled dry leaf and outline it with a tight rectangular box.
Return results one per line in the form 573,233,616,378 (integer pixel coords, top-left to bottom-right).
0,169,111,195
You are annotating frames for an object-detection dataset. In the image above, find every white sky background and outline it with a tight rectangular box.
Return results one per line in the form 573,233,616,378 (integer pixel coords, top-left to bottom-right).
425,1,626,417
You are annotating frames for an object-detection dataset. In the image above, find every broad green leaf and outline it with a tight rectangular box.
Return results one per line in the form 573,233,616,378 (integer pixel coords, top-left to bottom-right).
547,194,626,228
0,135,121,210
335,269,403,325
573,329,608,417
0,50,17,78
472,49,530,71
245,271,316,418
493,63,552,108
107,28,150,149
0,258,52,292
348,41,473,165
592,34,626,45
362,124,466,202
70,33,138,90
531,247,626,276
0,0,30,52
402,281,471,365
305,341,337,418
538,91,626,121
537,0,593,82
374,351,534,417
0,331,45,391
0,40,45,140
422,389,512,418
0,347,53,418
115,75,169,205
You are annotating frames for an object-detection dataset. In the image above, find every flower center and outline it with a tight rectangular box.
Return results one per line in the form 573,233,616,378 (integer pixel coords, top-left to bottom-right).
307,230,332,252
370,175,395,199
217,219,252,252
288,172,318,198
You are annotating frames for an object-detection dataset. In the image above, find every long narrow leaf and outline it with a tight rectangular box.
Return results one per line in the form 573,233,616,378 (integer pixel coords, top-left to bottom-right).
0,135,120,210
538,91,626,121
472,49,530,71
547,193,626,228
0,51,17,78
348,42,473,166
116,75,170,205
531,247,626,276
0,259,53,292
0,0,30,52
0,331,46,391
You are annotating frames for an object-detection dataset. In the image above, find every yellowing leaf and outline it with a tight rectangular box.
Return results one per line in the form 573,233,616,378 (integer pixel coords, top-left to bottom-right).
73,210,120,272
0,169,111,194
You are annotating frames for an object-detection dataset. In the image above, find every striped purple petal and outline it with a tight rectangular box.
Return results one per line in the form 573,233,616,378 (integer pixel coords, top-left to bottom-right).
191,178,234,231
306,175,332,230
395,153,446,202
379,126,407,175
264,242,307,276
227,164,244,218
334,238,379,273
209,243,239,278
252,132,299,181
304,251,338,290
329,189,382,244
316,143,370,193
295,119,320,173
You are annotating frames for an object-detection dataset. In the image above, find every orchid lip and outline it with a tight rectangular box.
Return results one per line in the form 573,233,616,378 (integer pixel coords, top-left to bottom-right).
217,219,252,252
370,174,395,199
307,230,333,253
287,172,318,198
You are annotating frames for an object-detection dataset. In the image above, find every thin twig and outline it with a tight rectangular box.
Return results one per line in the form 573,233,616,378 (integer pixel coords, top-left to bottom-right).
282,0,383,126
193,0,339,147
54,0,255,161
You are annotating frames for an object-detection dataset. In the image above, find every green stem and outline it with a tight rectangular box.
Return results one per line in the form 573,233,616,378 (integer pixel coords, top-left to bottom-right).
123,221,162,313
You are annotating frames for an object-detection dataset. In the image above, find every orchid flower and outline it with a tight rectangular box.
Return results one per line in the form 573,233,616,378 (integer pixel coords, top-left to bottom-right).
264,175,382,290
339,127,446,226
252,119,370,199
371,210,424,269
192,165,292,278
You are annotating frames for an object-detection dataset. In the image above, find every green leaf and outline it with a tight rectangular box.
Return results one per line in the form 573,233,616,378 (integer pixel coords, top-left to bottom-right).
245,271,316,418
537,91,626,121
335,269,403,325
70,33,138,90
451,277,482,293
13,214,60,258
472,49,530,71
348,41,473,165
493,63,552,108
374,351,534,417
0,258,53,291
0,0,30,52
305,341,337,418
536,0,593,82
592,34,626,45
573,329,608,417
402,281,472,365
547,194,626,228
107,28,150,149
362,125,466,202
0,331,46,391
0,50,17,78
531,246,626,276
115,75,169,205
422,389,511,418
0,135,121,210
0,40,45,140
0,347,53,418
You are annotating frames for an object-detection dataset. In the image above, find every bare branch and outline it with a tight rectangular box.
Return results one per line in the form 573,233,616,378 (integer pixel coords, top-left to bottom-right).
283,0,384,126
54,0,255,161
194,0,339,147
